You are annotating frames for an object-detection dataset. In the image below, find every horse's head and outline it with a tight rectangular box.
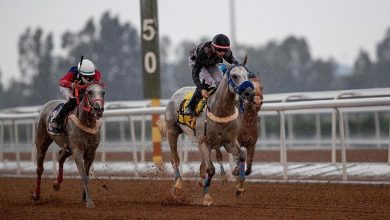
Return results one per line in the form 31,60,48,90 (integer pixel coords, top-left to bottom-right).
81,83,105,118
225,64,255,104
249,73,264,112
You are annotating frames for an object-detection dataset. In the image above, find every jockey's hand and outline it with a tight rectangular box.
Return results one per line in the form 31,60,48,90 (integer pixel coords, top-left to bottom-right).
71,82,80,90
201,89,209,98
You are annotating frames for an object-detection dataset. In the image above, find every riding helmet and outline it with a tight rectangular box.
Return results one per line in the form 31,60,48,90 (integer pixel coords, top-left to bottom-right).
211,34,230,49
78,59,96,76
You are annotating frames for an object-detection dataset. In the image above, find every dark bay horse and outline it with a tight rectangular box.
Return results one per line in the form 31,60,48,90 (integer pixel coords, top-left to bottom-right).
159,64,254,205
216,73,263,183
32,83,105,208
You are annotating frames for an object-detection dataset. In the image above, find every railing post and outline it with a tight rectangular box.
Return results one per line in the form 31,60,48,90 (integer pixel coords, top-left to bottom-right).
278,111,288,180
0,121,4,161
141,116,146,162
31,121,36,162
337,109,348,181
374,111,380,148
13,120,21,175
315,114,321,148
331,111,337,164
100,119,106,162
128,116,138,176
388,118,390,164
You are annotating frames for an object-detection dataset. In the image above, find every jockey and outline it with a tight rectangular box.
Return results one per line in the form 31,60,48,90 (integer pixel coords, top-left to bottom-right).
183,34,239,115
49,58,102,131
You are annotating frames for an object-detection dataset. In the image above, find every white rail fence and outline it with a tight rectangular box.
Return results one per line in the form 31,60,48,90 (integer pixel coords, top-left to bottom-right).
1,93,390,180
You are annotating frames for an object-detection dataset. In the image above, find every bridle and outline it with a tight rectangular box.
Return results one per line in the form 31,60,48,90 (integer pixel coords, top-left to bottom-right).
79,83,105,113
225,64,254,112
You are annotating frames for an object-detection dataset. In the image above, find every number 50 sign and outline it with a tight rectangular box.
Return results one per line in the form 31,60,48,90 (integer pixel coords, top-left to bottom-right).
141,0,160,98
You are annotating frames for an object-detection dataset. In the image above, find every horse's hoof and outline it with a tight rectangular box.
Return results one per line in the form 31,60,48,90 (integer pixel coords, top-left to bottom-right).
172,186,184,198
236,183,245,197
53,182,60,191
236,188,245,197
86,200,95,208
245,169,252,176
203,193,213,206
172,179,184,198
32,193,40,202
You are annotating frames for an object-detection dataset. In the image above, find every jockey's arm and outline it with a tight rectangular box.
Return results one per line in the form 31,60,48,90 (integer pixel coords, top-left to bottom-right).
192,54,207,91
225,50,239,65
59,68,77,88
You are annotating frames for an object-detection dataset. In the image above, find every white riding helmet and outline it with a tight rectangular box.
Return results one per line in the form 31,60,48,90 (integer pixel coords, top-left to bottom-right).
77,59,96,76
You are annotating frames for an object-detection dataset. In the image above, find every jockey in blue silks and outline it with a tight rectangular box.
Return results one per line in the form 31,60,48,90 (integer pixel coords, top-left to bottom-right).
183,34,239,115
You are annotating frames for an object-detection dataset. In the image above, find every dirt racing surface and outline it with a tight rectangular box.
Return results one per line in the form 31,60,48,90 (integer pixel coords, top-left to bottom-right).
1,177,390,219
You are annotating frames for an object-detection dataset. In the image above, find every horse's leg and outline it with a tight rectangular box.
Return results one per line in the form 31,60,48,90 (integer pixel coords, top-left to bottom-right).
226,140,246,197
53,147,72,191
166,126,183,198
199,143,215,206
245,143,255,175
73,148,94,208
32,134,52,202
82,150,96,202
216,149,228,185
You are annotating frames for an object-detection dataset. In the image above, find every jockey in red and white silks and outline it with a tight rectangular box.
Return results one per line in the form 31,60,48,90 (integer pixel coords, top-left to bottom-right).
50,59,102,131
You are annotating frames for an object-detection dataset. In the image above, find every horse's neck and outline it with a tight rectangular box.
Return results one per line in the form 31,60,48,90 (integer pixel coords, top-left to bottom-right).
208,81,236,116
240,103,257,121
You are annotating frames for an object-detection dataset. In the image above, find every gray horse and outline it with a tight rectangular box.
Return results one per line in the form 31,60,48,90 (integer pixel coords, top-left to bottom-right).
216,73,263,184
159,63,254,205
32,83,105,208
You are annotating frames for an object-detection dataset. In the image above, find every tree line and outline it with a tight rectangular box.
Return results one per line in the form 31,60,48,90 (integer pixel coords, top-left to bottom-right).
0,11,390,109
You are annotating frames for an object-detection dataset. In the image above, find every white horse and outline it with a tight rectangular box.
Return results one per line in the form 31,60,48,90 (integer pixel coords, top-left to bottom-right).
159,63,254,205
32,83,105,208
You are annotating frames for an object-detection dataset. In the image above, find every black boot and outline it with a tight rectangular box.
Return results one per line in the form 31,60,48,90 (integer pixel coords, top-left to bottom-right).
51,98,77,129
184,89,202,115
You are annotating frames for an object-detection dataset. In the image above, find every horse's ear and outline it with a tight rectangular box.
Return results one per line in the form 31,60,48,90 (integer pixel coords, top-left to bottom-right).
242,54,248,66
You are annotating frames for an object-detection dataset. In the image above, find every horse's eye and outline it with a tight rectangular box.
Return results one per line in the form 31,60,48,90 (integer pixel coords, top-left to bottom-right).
102,91,105,95
232,74,238,80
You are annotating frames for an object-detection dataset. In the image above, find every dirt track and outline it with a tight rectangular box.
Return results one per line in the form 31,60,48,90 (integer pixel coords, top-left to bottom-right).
1,177,390,219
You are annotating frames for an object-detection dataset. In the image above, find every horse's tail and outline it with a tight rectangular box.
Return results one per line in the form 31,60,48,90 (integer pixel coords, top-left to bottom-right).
156,117,167,140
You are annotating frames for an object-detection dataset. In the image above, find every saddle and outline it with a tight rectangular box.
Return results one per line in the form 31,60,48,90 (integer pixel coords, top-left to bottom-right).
47,103,66,135
177,91,206,129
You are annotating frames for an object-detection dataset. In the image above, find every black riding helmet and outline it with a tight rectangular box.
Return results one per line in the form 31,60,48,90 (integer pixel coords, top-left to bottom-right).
212,34,230,50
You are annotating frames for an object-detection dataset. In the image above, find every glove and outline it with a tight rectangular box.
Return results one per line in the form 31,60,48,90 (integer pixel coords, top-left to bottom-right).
71,82,80,90
201,89,209,98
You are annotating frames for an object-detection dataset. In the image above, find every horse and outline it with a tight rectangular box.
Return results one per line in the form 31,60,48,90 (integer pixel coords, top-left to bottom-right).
159,62,255,205
32,82,105,208
215,73,263,184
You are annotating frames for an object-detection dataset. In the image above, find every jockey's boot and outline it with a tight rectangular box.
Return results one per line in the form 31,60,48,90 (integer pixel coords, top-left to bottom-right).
184,89,202,115
51,98,77,130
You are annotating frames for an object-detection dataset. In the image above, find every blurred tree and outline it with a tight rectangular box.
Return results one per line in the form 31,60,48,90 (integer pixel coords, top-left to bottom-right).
58,12,142,101
374,28,390,87
17,28,57,105
346,50,373,89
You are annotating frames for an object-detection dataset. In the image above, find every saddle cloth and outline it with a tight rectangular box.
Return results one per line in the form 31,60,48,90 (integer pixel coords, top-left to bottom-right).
177,90,206,129
47,103,65,135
